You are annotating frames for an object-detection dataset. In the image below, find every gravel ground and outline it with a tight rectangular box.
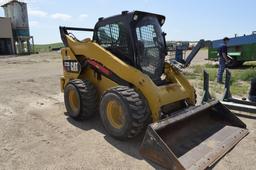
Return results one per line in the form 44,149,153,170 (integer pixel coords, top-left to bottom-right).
0,52,255,170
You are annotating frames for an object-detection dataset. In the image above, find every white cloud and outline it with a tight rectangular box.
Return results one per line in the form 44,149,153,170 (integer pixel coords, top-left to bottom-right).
51,13,72,21
29,21,39,27
28,10,48,17
79,14,88,19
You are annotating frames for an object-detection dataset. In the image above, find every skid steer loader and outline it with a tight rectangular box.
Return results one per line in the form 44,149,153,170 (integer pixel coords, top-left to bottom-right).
59,11,248,169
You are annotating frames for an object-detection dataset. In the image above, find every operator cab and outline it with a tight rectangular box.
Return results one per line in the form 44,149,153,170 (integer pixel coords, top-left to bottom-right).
93,11,167,84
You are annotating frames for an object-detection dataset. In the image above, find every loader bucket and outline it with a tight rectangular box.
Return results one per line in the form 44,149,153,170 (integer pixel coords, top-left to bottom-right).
140,100,248,170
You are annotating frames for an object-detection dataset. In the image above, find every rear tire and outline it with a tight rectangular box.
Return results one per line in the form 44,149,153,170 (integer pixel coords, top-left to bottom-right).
64,79,97,120
100,86,150,140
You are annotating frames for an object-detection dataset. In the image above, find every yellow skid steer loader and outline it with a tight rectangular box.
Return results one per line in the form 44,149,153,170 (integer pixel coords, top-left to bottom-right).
59,11,248,169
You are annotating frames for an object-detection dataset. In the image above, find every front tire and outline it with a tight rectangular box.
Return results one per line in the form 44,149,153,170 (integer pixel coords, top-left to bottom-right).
64,79,97,120
100,86,150,140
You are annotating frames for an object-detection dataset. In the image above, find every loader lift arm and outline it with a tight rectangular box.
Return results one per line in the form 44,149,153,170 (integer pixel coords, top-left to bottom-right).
59,26,94,47
184,39,211,67
172,39,212,68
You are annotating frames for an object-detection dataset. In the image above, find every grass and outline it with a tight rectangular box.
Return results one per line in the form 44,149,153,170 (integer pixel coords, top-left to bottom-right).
34,42,64,53
205,63,218,68
186,64,253,97
232,68,256,81
231,81,249,96
184,72,197,79
193,65,203,74
205,68,217,81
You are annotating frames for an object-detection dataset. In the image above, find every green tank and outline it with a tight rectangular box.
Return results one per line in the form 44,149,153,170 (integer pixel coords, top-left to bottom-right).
208,32,256,67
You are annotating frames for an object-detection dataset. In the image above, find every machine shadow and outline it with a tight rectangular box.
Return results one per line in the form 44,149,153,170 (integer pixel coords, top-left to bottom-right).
205,63,256,70
227,63,256,70
65,112,161,168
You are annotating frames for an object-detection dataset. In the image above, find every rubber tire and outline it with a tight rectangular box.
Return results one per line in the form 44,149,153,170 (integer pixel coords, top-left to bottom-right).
64,79,97,120
100,86,150,140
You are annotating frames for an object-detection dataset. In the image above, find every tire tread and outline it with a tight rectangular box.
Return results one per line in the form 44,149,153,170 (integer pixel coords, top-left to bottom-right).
67,79,97,120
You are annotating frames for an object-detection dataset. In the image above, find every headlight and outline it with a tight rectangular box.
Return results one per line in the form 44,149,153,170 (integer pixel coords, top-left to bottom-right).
133,15,138,21
161,19,165,25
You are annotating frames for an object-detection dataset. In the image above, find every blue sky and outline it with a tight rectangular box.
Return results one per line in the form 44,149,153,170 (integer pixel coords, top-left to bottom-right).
1,0,255,44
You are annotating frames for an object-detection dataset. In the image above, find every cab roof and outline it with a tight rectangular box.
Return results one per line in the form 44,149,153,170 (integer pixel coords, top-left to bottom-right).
95,10,166,28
